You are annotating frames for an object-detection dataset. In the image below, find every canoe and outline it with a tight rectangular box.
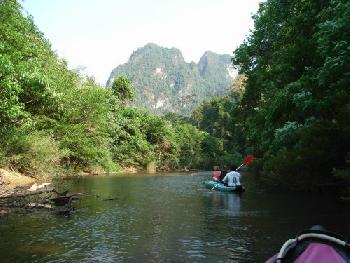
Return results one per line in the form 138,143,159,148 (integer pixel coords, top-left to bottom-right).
204,180,245,192
265,225,350,263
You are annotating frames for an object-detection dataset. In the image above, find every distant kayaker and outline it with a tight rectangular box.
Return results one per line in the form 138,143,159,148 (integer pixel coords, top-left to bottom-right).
222,165,242,190
211,166,227,182
212,170,221,182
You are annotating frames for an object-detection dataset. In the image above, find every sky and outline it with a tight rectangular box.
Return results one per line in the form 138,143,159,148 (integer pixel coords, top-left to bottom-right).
22,0,261,85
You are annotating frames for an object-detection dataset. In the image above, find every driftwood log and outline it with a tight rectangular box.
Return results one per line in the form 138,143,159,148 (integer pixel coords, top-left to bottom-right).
0,186,55,199
0,183,84,215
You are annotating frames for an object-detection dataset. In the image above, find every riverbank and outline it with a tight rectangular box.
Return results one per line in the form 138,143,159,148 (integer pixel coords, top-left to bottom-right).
0,168,36,198
0,165,184,197
0,168,83,216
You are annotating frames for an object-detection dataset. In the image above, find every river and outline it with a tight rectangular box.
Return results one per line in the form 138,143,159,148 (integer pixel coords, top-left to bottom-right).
0,172,349,262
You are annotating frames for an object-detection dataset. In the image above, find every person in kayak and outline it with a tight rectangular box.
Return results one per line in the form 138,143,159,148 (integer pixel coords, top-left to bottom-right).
211,166,221,182
211,167,228,182
222,165,242,190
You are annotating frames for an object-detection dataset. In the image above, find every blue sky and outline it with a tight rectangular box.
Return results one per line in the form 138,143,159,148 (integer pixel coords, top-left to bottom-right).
22,0,261,84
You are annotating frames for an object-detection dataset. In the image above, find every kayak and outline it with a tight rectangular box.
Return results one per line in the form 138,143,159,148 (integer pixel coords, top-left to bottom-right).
204,180,245,192
265,225,350,263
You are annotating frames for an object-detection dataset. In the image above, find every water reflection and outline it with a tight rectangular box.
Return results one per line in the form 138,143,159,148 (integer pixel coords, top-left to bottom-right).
210,191,242,216
0,173,350,263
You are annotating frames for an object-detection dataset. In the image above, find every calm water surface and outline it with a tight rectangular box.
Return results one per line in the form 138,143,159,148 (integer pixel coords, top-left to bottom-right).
1,172,350,262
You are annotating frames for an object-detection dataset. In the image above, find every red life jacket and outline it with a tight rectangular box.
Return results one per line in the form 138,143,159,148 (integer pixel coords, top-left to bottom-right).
212,170,221,180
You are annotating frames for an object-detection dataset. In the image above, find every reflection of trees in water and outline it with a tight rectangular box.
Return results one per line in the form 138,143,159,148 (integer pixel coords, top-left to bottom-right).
204,191,255,262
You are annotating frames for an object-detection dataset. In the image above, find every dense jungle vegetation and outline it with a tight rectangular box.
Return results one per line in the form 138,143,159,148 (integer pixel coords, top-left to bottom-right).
192,0,350,192
1,0,349,194
0,0,229,177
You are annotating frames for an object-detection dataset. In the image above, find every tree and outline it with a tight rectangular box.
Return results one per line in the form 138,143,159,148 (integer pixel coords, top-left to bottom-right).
0,0,116,175
111,76,135,104
232,0,350,190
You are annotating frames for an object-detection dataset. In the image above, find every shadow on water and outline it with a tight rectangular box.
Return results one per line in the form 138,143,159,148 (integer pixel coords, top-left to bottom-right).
0,172,350,262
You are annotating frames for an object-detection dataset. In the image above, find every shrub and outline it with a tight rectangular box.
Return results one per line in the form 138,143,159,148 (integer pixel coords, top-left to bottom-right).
6,130,65,178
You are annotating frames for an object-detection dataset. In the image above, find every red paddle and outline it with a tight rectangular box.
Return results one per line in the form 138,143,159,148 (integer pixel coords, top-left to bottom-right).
236,155,255,171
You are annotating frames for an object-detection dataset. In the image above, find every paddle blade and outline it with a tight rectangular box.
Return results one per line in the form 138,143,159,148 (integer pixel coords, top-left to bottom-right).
243,155,255,165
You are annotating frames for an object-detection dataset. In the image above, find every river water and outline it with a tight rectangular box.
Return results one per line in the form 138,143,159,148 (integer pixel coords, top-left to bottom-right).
1,172,349,262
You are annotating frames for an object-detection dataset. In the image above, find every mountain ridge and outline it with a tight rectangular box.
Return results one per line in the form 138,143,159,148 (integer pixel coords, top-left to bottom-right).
107,43,236,115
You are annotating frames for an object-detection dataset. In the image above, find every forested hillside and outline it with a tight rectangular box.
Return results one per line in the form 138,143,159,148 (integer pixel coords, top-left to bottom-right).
0,0,229,177
107,43,235,116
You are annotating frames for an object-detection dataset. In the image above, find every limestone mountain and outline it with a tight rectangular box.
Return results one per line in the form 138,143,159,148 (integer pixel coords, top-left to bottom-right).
106,43,236,115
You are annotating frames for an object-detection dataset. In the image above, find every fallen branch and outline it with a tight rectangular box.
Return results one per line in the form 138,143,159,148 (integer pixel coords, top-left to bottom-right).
0,186,55,199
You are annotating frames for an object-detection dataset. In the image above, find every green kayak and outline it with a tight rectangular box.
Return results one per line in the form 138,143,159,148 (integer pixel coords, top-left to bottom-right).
204,180,245,192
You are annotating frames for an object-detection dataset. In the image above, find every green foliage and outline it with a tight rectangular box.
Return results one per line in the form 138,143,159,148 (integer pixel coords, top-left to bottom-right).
0,0,218,176
3,129,65,177
0,0,238,177
190,95,245,168
217,152,243,170
111,76,135,104
57,80,116,172
0,0,47,134
0,0,116,176
8,0,348,185
141,113,179,168
109,105,181,169
200,135,225,168
173,124,206,169
191,96,234,139
162,112,190,125
232,0,350,189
